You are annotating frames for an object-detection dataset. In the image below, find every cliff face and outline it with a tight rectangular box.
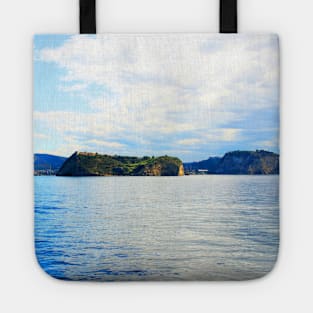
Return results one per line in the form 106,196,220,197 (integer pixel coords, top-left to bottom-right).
184,150,279,175
132,156,184,176
57,152,184,177
216,150,279,175
178,164,185,176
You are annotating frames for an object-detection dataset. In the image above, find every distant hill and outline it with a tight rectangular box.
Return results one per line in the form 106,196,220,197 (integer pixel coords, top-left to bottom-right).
184,157,220,173
34,154,67,175
184,150,279,175
57,152,184,177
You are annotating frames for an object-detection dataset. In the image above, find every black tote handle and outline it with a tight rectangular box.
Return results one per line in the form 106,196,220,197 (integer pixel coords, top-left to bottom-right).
220,0,237,33
80,0,96,34
79,0,237,34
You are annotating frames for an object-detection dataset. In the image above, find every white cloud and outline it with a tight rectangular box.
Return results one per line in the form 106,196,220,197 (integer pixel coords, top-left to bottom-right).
215,128,242,142
34,133,49,140
35,34,280,159
58,83,88,92
257,138,280,150
177,138,202,146
88,139,125,149
38,34,279,112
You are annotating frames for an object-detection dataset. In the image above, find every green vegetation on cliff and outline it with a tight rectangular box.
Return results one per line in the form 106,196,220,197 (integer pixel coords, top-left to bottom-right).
57,152,184,177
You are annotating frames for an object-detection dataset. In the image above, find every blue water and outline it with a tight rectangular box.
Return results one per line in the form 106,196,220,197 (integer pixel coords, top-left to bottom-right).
35,175,279,281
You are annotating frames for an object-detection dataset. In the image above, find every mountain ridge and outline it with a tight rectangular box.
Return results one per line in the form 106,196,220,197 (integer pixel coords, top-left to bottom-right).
184,150,279,175
34,150,280,176
34,154,67,176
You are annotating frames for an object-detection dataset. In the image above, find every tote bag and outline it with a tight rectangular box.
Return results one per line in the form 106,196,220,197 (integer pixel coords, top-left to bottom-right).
34,0,280,281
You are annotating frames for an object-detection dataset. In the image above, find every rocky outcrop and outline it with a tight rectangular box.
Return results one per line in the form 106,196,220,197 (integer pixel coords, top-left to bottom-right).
57,152,184,177
178,164,185,176
184,150,279,175
132,156,184,176
216,150,279,174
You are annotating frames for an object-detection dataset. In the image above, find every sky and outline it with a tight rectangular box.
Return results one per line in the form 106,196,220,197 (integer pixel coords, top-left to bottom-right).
33,34,279,162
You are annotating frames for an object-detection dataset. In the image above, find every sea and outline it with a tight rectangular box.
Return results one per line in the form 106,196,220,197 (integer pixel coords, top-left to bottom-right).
35,175,279,281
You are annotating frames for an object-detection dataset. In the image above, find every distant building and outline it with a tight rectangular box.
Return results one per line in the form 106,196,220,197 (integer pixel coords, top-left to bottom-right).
197,169,208,174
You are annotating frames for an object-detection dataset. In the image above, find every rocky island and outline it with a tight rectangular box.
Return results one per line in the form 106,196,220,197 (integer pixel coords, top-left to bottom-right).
56,152,185,177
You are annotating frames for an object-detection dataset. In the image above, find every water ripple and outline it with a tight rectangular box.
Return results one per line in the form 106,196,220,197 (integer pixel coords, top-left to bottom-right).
35,176,279,281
